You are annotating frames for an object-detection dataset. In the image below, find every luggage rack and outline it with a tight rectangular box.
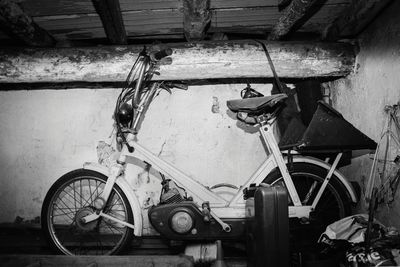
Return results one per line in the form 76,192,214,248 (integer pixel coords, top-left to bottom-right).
278,101,377,166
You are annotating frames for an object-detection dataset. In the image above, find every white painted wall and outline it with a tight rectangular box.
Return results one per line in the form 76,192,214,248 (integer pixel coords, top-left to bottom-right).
326,2,400,228
0,84,272,223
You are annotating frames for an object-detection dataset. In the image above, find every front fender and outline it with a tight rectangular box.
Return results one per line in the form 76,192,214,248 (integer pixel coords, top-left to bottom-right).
82,162,143,237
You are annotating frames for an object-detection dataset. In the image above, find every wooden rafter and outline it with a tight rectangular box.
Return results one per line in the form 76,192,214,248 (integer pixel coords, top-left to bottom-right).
268,0,319,40
324,0,393,40
0,0,55,47
91,0,127,44
278,0,293,11
0,40,355,83
183,0,211,41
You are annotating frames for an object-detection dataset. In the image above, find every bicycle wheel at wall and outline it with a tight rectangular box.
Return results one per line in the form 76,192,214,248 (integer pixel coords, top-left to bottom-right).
263,162,352,226
41,169,134,255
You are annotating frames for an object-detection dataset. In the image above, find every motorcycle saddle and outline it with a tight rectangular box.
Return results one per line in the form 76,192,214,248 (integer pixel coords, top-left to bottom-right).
227,93,287,114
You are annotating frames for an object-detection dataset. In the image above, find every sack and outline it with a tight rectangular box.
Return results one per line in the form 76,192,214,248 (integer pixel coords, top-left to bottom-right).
320,214,384,244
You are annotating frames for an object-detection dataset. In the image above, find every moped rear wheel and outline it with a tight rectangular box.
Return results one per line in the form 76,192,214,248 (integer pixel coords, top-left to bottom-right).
263,162,351,226
41,169,134,255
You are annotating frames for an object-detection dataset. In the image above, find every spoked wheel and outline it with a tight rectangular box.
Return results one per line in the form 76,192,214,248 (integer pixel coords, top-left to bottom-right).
41,169,134,255
263,163,351,226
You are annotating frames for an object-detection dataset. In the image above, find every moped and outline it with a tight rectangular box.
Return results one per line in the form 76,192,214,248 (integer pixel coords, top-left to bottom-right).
41,46,374,255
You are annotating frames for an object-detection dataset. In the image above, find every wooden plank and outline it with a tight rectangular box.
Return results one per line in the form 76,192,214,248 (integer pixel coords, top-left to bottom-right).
0,0,55,47
183,0,211,41
20,0,181,16
0,255,194,267
324,0,394,40
208,0,348,9
211,5,348,31
33,14,106,40
18,0,350,17
91,0,127,44
123,9,183,36
119,0,181,11
20,0,95,16
0,40,355,83
299,3,348,33
211,0,276,9
31,9,184,40
15,5,349,41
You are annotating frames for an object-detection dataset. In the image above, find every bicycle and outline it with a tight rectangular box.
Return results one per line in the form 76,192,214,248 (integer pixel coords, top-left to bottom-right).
366,103,400,206
41,45,368,255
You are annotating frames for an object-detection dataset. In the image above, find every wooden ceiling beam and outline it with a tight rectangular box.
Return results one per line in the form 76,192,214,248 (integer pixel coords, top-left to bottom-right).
323,0,393,40
0,0,55,47
91,0,127,44
0,40,355,83
268,0,319,40
278,0,293,11
183,0,211,41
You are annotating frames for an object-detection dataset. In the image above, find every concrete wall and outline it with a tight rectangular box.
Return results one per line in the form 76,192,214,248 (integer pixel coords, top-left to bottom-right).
326,2,400,228
0,84,272,224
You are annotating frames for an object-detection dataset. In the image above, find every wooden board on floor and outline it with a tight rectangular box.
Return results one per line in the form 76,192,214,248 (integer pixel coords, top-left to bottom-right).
0,255,194,267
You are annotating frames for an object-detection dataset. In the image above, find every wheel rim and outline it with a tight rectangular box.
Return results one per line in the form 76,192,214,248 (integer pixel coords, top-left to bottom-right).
47,176,130,255
271,172,346,225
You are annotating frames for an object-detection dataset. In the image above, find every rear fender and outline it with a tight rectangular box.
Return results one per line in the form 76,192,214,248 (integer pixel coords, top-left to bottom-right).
291,156,358,203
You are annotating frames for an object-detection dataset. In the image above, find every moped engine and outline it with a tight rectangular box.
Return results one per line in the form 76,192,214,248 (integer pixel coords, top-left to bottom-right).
148,201,246,240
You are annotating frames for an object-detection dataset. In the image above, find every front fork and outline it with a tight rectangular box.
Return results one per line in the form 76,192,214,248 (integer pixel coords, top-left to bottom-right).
81,154,135,229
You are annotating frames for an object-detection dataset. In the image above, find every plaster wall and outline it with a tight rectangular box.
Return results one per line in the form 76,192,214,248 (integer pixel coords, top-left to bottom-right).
327,1,400,228
0,84,272,224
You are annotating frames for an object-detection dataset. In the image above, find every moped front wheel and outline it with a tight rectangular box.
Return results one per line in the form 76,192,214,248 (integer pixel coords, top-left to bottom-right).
263,162,351,226
41,169,134,255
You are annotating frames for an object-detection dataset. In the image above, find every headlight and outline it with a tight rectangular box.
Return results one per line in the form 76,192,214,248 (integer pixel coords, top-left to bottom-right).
117,102,133,126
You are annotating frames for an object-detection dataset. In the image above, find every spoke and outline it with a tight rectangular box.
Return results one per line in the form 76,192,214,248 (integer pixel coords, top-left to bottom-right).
52,209,76,218
104,193,121,213
302,181,319,204
65,179,101,209
65,182,87,207
102,220,125,234
103,220,120,235
56,221,76,247
56,197,77,218
63,186,86,208
82,179,104,207
74,180,77,211
89,179,93,203
107,194,120,209
80,179,83,207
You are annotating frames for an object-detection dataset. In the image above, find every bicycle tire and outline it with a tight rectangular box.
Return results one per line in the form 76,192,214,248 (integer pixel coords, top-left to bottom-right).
41,169,134,255
263,162,351,226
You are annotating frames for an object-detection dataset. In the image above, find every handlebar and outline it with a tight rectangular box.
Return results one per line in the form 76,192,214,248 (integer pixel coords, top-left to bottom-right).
150,48,173,61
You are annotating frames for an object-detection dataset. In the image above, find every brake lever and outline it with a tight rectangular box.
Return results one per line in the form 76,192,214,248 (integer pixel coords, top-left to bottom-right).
171,82,188,90
163,82,188,90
